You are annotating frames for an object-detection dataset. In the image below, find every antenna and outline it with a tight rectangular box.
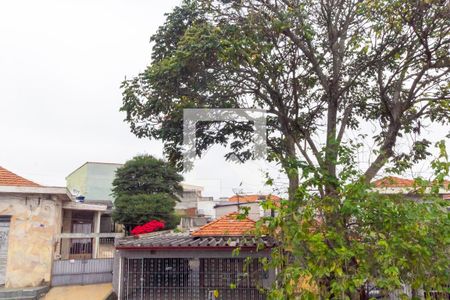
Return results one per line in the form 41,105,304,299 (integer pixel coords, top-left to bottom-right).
232,183,244,207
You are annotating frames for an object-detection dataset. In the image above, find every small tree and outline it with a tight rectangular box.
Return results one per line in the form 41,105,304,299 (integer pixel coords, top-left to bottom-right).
112,155,183,232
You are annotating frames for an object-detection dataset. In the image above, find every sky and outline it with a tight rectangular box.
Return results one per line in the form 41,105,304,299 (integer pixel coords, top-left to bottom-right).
0,0,281,198
0,1,446,199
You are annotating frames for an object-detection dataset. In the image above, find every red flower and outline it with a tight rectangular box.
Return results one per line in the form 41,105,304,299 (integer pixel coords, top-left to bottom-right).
131,220,165,235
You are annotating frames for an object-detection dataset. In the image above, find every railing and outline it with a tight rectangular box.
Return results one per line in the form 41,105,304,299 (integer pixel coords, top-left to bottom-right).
55,232,123,260
121,257,267,300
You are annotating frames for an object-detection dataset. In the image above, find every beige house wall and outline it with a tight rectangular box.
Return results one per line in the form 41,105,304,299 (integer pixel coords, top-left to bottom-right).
0,194,63,288
60,210,72,259
215,202,262,221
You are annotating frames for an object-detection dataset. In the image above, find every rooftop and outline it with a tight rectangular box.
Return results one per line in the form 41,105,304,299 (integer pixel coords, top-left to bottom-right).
192,212,256,237
373,176,450,189
116,231,275,250
228,194,281,203
0,166,41,187
372,176,414,188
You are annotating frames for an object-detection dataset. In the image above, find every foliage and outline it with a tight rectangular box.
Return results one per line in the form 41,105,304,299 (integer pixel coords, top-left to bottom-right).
121,0,450,198
112,155,183,231
130,220,166,235
112,193,180,231
120,0,450,298
112,154,183,196
254,143,450,299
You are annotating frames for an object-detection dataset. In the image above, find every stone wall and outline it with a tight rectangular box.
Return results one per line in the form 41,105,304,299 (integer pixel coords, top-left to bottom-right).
0,194,62,288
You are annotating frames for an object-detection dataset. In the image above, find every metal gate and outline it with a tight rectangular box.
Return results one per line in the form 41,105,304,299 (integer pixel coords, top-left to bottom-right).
0,216,11,286
51,258,113,286
121,258,266,300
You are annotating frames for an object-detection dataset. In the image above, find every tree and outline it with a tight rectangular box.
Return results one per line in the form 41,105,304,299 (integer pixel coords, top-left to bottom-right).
112,155,183,232
120,0,450,297
256,143,449,299
121,0,450,199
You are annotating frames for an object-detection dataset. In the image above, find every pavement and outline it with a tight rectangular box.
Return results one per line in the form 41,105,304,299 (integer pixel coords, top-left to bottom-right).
44,283,113,300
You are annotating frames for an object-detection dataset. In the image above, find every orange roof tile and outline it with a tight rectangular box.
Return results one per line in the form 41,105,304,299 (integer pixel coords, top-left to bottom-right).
372,176,414,188
228,194,281,203
373,176,450,189
192,212,256,237
0,166,41,187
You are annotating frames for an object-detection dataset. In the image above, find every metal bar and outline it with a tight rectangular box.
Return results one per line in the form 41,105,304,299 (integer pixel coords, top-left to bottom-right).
126,258,129,300
140,258,144,300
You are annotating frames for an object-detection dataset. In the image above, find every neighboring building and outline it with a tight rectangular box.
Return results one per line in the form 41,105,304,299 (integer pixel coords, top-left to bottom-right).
66,162,122,206
372,176,450,199
0,166,113,289
228,194,281,203
197,198,217,219
215,194,281,221
66,162,123,234
66,162,213,217
215,201,264,221
113,213,275,300
176,183,213,216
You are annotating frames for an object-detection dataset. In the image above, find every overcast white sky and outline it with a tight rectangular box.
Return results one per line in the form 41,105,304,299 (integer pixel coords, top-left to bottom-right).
0,0,281,198
1,1,446,199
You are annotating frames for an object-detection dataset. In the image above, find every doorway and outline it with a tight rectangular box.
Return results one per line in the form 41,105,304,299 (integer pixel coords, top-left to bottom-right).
69,212,93,259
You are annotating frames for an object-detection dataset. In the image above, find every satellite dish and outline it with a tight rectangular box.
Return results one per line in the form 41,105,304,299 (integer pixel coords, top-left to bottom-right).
232,188,244,195
71,188,80,197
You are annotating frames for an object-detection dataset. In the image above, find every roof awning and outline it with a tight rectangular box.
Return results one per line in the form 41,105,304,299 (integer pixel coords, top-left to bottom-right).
0,185,73,201
115,231,276,250
63,201,107,211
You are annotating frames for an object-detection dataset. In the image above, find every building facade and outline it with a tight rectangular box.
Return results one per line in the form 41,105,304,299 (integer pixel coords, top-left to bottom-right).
0,166,113,289
113,213,276,300
66,162,213,217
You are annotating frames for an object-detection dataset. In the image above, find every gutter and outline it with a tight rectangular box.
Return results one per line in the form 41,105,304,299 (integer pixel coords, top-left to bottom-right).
115,246,271,251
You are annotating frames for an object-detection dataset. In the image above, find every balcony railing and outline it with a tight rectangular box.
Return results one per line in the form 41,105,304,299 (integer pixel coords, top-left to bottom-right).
56,232,124,260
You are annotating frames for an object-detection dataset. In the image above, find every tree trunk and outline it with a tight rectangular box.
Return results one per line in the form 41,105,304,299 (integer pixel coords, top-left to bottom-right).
286,134,299,200
325,95,338,196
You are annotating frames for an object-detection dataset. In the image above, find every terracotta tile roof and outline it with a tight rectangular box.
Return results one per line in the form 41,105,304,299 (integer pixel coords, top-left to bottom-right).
228,194,281,203
372,176,414,188
192,213,256,237
116,231,276,249
373,176,450,189
0,166,41,187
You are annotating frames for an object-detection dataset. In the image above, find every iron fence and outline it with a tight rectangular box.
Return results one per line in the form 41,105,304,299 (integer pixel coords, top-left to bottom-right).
98,237,115,258
56,232,122,260
121,258,266,300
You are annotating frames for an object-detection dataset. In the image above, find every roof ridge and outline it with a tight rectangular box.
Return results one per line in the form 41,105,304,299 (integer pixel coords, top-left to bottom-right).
373,176,450,188
192,212,236,233
191,212,255,237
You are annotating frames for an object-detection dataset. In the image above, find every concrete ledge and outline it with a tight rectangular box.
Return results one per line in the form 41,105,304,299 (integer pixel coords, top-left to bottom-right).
0,285,49,299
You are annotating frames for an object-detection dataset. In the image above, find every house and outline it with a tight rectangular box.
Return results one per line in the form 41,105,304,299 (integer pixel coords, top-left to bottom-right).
113,212,276,300
372,176,450,200
66,162,213,217
0,166,114,290
227,194,281,203
175,183,214,216
66,162,123,234
215,194,281,221
66,162,122,207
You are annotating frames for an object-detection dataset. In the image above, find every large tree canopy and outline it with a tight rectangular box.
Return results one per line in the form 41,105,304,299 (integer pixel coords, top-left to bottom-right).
120,0,450,298
112,155,183,231
122,0,450,198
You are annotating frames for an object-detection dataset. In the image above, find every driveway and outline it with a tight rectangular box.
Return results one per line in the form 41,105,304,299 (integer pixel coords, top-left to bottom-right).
44,283,113,300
